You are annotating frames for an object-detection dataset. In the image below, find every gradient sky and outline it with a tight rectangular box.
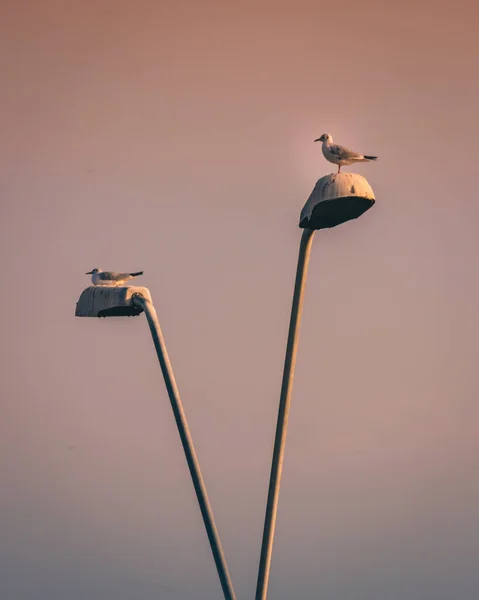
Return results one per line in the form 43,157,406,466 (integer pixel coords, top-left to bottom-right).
2,1,479,599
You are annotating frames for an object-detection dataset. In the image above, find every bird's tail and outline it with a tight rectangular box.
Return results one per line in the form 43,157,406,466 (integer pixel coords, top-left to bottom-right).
363,155,378,161
130,271,143,277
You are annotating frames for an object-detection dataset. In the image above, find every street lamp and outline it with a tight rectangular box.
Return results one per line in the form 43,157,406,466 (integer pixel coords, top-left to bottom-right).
75,286,237,600
255,172,375,600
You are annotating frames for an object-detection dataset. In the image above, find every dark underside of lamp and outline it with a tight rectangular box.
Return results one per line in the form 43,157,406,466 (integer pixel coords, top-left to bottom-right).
300,195,375,230
97,306,143,317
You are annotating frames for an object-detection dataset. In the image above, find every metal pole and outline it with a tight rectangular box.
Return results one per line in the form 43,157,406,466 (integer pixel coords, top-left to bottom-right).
132,294,237,600
255,228,316,600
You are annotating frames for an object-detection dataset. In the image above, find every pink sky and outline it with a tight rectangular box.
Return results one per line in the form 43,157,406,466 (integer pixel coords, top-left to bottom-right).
1,1,479,599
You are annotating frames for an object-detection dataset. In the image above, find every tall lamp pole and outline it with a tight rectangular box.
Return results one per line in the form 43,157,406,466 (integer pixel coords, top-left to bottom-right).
255,172,376,600
131,294,237,600
75,287,237,600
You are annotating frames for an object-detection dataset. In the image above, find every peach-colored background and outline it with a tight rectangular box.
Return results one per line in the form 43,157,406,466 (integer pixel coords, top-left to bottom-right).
1,1,478,599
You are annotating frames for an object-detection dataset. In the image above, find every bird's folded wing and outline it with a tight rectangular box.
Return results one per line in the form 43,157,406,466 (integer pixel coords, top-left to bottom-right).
330,144,361,159
98,271,121,281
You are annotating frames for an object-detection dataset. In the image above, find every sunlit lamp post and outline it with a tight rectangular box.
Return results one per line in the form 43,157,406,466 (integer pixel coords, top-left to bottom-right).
255,172,376,600
75,286,237,600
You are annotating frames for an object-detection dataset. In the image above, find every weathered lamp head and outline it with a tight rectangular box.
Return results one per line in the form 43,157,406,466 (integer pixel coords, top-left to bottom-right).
75,286,152,317
300,172,375,230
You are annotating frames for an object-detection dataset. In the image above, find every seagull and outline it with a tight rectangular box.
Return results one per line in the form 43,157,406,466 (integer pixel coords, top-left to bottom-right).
86,268,144,286
314,133,377,173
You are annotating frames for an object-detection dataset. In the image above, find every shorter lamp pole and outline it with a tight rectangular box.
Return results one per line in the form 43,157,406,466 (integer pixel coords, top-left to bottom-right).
132,294,236,600
255,228,316,600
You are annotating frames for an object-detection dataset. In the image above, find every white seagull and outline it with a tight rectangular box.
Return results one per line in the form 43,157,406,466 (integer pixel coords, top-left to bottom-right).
314,133,377,173
86,268,144,286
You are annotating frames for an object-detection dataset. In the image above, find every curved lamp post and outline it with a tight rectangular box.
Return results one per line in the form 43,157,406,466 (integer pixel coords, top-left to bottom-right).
255,172,375,600
75,287,237,600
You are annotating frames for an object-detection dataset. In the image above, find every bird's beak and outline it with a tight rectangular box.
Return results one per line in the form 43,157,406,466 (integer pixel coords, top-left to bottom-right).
86,271,93,275
314,138,321,142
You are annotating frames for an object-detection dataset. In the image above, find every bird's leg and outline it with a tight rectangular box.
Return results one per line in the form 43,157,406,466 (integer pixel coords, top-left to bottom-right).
338,165,341,173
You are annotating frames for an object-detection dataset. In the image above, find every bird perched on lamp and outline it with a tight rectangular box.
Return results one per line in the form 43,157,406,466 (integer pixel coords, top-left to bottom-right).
86,268,144,286
315,133,377,173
